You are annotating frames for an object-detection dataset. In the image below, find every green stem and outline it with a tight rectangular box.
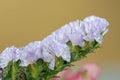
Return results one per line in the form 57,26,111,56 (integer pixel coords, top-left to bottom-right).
30,64,39,79
12,63,16,80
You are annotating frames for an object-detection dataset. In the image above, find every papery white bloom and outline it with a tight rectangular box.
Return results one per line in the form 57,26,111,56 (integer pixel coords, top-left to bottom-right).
68,31,85,47
81,16,109,43
84,16,109,35
18,47,28,66
52,24,71,44
66,20,85,46
35,42,55,70
19,41,55,70
0,46,19,68
42,35,71,62
80,21,96,42
52,20,86,47
41,47,55,70
68,20,81,33
19,41,41,66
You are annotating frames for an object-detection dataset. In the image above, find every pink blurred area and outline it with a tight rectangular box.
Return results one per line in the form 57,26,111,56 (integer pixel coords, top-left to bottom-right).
51,63,100,80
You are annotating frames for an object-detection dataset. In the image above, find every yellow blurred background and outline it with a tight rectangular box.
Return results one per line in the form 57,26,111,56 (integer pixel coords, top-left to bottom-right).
0,0,119,80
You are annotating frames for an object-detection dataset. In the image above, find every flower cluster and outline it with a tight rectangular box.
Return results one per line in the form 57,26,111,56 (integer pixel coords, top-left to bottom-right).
0,15,109,80
0,16,109,70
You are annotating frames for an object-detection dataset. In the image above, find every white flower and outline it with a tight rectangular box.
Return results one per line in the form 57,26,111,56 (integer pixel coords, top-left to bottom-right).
0,46,19,68
65,20,85,46
81,15,109,43
84,15,109,35
80,21,96,42
41,47,55,70
18,41,56,70
68,31,85,47
19,41,41,66
42,35,71,62
52,24,71,44
68,20,81,33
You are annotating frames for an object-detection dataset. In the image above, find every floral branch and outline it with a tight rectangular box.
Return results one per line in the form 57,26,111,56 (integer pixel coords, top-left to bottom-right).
0,16,109,80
